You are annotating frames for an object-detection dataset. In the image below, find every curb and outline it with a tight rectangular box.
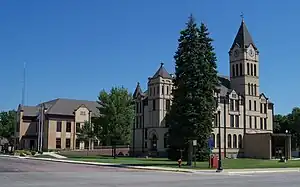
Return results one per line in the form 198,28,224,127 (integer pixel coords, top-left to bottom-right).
227,168,300,174
23,156,195,173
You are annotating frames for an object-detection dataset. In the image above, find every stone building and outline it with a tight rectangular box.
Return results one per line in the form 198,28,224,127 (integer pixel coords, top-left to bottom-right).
131,20,287,159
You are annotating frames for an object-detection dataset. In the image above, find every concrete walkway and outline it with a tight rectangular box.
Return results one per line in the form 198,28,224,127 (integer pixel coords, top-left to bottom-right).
42,152,67,159
1,154,300,174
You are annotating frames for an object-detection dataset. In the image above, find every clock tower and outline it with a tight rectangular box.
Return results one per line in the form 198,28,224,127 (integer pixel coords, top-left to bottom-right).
229,19,259,97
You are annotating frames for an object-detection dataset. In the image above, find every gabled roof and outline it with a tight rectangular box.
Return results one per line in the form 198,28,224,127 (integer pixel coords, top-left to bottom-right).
230,20,257,51
152,63,172,79
133,82,145,98
19,105,39,117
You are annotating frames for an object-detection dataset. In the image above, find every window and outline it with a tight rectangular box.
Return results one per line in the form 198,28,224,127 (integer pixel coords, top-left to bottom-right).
248,83,251,95
166,86,169,95
66,122,71,132
157,86,159,94
239,63,243,76
84,141,89,149
135,116,138,128
233,134,237,148
251,84,254,95
254,84,257,96
260,118,263,129
75,139,80,149
249,116,252,128
136,103,139,113
153,87,155,96
152,100,156,111
260,103,263,113
56,121,62,132
76,123,81,132
150,87,152,96
254,64,257,76
251,63,253,76
254,101,257,111
162,85,164,95
235,100,239,111
227,134,232,148
56,138,61,149
247,63,250,75
139,116,143,128
264,118,267,129
254,117,257,129
230,115,234,127
249,100,252,110
139,103,142,113
236,64,239,76
232,65,235,77
166,100,171,111
230,99,234,110
80,111,86,115
264,104,267,113
238,135,243,148
144,129,148,139
216,134,220,148
66,138,71,149
235,115,239,128
145,142,147,148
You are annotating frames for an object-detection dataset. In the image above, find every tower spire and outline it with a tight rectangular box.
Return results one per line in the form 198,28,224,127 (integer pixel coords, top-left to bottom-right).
240,12,244,22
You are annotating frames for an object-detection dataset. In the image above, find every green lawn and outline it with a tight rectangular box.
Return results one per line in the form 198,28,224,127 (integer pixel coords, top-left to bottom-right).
66,155,300,169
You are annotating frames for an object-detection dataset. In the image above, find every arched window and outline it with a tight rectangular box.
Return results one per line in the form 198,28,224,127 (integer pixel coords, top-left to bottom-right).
233,134,237,148
162,85,164,95
254,84,257,96
236,64,239,76
164,133,168,148
248,83,251,95
216,134,220,148
239,63,243,76
254,64,257,76
232,65,235,77
251,84,254,95
227,134,232,148
151,134,158,151
212,133,216,148
251,63,253,76
238,134,243,148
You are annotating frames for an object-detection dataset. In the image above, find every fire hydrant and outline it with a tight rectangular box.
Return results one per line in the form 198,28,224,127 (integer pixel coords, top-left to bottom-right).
177,158,182,168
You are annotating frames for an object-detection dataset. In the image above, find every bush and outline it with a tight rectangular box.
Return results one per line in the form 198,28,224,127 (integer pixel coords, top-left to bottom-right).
31,151,36,156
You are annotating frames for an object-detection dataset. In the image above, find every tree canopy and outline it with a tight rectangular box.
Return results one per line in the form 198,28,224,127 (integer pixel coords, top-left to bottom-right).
95,87,134,146
166,15,219,161
0,110,17,141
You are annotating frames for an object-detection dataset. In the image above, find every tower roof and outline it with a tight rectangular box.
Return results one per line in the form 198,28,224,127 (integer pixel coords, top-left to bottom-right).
152,62,172,79
133,82,144,98
230,20,257,51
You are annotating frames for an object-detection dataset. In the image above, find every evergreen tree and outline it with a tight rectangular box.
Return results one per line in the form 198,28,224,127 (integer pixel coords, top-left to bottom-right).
167,15,219,162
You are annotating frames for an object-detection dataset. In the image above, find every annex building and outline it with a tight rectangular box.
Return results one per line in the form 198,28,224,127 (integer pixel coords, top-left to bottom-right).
132,20,291,159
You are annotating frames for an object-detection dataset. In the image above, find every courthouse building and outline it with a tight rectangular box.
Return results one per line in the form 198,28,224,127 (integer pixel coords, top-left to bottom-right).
132,20,291,159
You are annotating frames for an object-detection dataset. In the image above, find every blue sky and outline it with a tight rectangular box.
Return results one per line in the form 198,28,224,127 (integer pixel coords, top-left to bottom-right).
0,0,297,114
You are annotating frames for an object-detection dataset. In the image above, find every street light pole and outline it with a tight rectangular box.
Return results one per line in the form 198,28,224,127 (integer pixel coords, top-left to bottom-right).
216,92,223,172
285,130,289,161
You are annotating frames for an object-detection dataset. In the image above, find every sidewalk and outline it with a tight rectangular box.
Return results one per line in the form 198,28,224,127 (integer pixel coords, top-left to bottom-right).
1,154,300,174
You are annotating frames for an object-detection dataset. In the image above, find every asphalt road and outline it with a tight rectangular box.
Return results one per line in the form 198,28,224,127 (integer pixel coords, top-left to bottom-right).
1,156,300,187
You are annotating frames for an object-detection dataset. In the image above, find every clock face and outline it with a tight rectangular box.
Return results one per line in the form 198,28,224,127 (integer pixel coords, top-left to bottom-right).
249,49,255,57
234,50,239,57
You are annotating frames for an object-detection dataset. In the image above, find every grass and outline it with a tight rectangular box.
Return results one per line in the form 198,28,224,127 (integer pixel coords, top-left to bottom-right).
65,155,300,169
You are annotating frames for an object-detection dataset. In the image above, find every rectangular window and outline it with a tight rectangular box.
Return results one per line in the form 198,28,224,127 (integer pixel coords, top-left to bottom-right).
254,64,257,76
249,100,252,110
260,118,263,129
166,99,171,111
236,64,239,76
56,138,61,149
254,101,257,111
166,86,169,95
145,142,147,148
240,63,243,76
260,103,263,113
235,115,239,128
139,116,143,128
249,116,252,128
232,65,235,77
76,123,81,132
84,141,89,149
66,138,71,149
153,87,155,96
145,129,148,139
136,103,139,113
235,100,239,111
264,104,267,113
157,86,159,94
264,118,267,129
254,117,257,129
251,63,253,76
247,63,250,75
230,115,234,127
162,85,164,95
135,116,138,128
230,99,234,111
80,111,86,115
56,121,62,132
66,122,71,132
153,100,156,111
76,139,80,149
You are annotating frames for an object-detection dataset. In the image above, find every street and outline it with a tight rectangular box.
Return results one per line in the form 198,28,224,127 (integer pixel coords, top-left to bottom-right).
1,156,300,187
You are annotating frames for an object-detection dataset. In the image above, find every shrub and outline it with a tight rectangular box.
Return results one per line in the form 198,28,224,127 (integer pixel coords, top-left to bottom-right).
31,151,36,156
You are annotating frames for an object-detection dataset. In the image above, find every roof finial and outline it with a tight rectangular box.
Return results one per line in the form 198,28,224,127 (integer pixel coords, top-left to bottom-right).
160,61,164,67
137,82,140,86
240,12,244,22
